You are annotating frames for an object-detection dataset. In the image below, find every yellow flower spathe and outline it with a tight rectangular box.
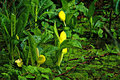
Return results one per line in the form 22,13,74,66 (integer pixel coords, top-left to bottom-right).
58,11,66,22
59,31,67,54
56,31,67,66
15,58,23,67
59,31,67,44
62,48,67,54
37,55,46,65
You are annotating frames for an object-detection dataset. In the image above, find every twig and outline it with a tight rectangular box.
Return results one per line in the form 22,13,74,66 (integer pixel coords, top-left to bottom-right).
69,58,79,61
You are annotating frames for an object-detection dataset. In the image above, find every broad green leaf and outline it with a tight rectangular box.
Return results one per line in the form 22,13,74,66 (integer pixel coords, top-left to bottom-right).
70,40,82,48
72,34,80,40
60,39,82,49
41,74,49,79
87,0,98,18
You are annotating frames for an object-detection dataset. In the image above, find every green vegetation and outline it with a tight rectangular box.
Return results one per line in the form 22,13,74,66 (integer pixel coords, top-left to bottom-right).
0,0,120,80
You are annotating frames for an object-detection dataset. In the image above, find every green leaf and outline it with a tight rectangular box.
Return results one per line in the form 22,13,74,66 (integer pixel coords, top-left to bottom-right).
54,77,62,80
76,2,88,16
54,21,60,41
25,65,39,74
28,32,37,65
98,28,103,38
39,0,55,11
66,12,74,25
11,13,16,37
38,67,52,74
70,40,82,48
72,34,80,40
87,0,98,18
41,32,53,43
16,7,29,35
26,74,35,78
0,14,10,38
73,27,85,35
105,44,110,52
61,0,68,11
16,0,24,9
31,0,39,5
66,67,72,70
31,27,41,36
60,39,82,49
115,0,120,14
41,74,49,79
1,73,10,80
94,20,104,28
18,75,27,80
37,0,56,19
35,74,41,80
39,45,58,55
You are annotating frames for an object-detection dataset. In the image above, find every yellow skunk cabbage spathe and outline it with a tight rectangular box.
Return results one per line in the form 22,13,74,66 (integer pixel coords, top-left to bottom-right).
59,31,67,54
62,48,67,54
59,11,65,22
56,31,67,66
58,11,66,26
37,55,46,66
37,55,46,64
36,48,46,67
59,31,67,44
15,58,23,67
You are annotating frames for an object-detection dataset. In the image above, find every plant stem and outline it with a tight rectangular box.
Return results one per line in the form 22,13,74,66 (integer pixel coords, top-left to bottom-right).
35,5,38,28
64,21,66,26
37,63,40,67
56,53,64,66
